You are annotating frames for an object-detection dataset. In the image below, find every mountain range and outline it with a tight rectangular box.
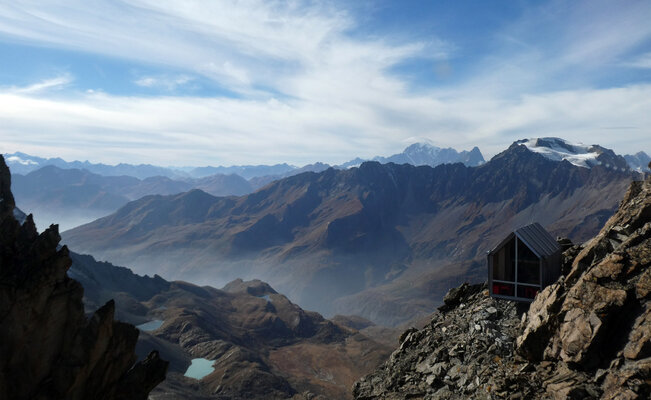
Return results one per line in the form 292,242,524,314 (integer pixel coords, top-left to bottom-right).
4,152,181,179
339,143,484,168
62,139,640,326
9,139,648,232
9,142,486,231
12,138,647,233
5,142,485,180
7,140,649,183
11,166,253,231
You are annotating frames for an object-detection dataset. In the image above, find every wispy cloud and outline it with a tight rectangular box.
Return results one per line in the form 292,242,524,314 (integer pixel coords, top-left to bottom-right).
9,74,73,95
134,74,195,90
0,1,432,96
449,0,651,96
623,52,651,69
0,1,649,165
1,83,649,166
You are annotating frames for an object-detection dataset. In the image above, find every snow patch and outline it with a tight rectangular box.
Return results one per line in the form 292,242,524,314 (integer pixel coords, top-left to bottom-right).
519,137,600,168
6,156,38,166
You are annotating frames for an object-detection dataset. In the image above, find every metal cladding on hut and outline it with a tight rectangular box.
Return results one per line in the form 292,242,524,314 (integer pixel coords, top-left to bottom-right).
487,223,561,302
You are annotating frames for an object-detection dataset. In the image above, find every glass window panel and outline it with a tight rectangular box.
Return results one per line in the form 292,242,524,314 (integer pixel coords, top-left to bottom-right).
517,238,540,285
492,238,515,281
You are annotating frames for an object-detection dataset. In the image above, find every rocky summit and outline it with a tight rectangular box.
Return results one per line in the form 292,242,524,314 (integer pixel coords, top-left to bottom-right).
0,155,168,400
353,169,650,399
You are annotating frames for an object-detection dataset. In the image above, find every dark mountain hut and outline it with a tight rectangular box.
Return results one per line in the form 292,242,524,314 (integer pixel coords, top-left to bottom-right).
488,223,561,302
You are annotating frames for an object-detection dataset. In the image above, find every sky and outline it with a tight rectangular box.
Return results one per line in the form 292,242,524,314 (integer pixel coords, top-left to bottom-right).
0,0,650,167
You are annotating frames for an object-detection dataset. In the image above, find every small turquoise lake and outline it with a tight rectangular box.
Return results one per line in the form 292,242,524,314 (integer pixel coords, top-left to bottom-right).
136,320,164,331
184,358,215,380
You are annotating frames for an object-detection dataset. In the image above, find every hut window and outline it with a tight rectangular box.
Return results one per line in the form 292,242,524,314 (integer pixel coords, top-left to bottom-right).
492,237,515,281
489,223,561,302
517,238,540,285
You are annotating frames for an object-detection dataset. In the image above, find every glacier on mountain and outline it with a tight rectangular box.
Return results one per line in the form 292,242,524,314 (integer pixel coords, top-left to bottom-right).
517,137,630,171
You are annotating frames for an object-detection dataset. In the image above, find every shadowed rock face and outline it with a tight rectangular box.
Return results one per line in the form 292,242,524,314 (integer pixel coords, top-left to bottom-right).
0,155,168,400
353,172,650,399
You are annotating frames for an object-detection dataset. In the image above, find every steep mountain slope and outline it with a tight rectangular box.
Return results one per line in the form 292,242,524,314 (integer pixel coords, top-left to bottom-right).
625,151,651,173
12,165,253,230
353,165,650,399
63,141,637,325
0,155,167,399
68,252,391,400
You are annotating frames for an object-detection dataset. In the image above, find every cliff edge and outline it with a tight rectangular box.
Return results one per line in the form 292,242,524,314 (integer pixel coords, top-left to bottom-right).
0,155,168,400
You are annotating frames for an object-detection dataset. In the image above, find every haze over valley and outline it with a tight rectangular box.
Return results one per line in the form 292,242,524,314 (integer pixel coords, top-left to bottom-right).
58,138,642,325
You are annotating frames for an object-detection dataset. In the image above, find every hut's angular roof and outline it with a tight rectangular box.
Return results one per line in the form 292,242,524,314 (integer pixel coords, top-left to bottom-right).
514,222,561,258
488,222,561,258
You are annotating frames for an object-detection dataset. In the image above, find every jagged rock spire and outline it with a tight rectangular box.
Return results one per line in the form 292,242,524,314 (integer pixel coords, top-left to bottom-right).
0,155,168,400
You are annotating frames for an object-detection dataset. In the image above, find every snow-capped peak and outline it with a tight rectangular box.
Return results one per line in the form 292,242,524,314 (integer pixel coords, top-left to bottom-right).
402,143,443,163
516,137,627,170
5,155,39,166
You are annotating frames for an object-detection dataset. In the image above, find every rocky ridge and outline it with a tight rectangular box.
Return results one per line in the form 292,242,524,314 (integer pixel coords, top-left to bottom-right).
353,283,523,399
353,167,650,399
0,155,168,399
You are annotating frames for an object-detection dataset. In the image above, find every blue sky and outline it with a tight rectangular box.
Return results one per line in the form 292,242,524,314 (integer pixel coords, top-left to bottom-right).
0,0,650,166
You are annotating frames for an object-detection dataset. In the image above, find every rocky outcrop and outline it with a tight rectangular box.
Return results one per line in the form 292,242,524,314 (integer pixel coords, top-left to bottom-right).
353,283,522,399
0,155,167,400
354,171,650,399
517,168,651,399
